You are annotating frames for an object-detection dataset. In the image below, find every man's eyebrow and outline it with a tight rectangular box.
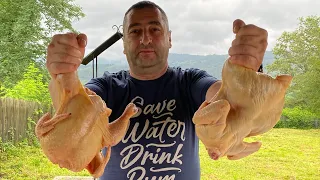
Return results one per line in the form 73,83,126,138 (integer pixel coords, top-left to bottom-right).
128,21,161,31
128,23,141,30
148,21,161,26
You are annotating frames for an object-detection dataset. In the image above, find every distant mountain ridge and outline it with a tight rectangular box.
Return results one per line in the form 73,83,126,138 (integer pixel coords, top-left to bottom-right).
78,51,275,83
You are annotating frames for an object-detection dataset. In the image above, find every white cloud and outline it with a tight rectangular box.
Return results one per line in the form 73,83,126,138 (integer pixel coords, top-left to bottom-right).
72,0,320,59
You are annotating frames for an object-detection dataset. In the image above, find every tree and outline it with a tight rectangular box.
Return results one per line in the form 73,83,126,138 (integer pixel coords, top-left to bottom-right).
267,16,320,115
5,62,52,105
0,0,85,89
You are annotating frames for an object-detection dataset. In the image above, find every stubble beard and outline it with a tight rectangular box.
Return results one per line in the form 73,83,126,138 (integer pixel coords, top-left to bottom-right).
136,54,158,68
128,50,169,75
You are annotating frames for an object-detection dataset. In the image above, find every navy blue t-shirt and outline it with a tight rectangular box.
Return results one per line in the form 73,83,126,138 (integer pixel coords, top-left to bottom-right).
85,67,217,180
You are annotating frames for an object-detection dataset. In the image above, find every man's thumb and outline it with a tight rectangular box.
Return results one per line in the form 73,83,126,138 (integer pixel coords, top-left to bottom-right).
233,19,246,34
77,33,87,48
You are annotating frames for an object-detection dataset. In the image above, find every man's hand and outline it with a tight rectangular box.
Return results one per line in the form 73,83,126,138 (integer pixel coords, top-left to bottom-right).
228,19,268,71
46,33,87,78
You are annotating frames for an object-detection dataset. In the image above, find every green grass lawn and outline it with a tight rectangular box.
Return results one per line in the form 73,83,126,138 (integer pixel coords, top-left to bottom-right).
0,128,319,180
199,128,320,180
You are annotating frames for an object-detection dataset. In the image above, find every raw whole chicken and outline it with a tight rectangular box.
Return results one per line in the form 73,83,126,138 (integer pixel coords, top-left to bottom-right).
193,59,292,160
35,72,136,178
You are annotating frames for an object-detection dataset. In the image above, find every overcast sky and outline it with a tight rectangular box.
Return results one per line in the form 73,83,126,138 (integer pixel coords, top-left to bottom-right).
72,0,319,61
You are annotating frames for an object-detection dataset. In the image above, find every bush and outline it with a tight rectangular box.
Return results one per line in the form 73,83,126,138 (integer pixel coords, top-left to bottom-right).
275,107,319,129
4,62,52,105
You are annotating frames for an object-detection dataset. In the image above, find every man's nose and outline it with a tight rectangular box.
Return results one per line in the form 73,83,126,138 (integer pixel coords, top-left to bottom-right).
140,31,152,45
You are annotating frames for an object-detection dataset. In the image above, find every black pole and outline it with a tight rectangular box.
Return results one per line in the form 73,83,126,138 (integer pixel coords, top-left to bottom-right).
95,57,98,78
82,30,123,65
82,25,123,79
92,57,95,78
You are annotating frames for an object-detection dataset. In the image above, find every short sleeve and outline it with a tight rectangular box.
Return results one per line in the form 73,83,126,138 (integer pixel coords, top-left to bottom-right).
187,69,218,108
85,77,108,101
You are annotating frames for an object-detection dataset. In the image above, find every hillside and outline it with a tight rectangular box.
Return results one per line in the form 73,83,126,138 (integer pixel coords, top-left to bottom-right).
78,51,275,83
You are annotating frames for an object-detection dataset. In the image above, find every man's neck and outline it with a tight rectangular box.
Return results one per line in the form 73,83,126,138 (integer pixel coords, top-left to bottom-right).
129,63,168,80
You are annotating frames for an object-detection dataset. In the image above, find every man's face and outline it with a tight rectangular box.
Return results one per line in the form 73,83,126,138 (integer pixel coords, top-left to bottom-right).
123,7,172,71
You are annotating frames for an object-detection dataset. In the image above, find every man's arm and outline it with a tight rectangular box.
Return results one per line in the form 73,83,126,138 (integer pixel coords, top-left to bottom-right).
205,18,267,102
194,19,269,161
46,33,87,109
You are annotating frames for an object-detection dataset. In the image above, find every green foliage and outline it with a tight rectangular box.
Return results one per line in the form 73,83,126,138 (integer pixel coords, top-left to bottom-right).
0,81,5,97
275,107,319,129
0,0,85,89
0,137,16,153
24,116,40,147
4,62,52,105
266,16,320,114
25,109,46,147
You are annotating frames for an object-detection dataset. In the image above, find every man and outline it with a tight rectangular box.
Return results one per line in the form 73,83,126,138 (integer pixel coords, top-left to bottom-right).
46,1,268,179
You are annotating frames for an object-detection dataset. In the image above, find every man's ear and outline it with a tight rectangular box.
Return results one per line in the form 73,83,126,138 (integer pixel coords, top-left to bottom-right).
122,38,126,54
168,30,172,48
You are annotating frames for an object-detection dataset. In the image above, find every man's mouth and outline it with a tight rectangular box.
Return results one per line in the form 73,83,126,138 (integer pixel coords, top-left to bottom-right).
139,49,155,54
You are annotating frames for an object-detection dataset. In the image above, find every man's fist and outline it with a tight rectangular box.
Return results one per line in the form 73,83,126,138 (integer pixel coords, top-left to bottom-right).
228,19,268,71
46,33,87,78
